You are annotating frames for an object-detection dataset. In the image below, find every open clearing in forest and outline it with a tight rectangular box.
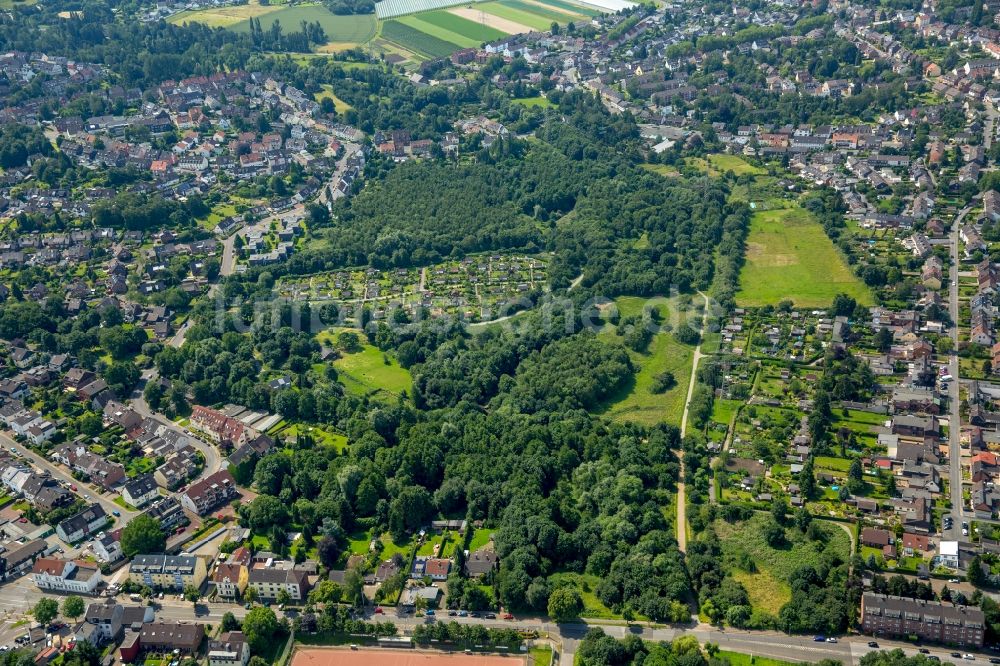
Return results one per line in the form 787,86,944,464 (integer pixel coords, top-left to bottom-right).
736,205,872,308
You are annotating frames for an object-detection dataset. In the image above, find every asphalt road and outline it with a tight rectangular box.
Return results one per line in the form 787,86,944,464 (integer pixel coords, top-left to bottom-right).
946,205,969,540
0,429,137,522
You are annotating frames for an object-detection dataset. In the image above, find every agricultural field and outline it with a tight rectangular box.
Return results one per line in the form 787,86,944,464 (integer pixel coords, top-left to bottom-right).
397,10,508,46
230,5,378,45
382,19,461,58
175,0,591,59
169,0,283,27
379,0,591,59
175,2,377,49
714,514,851,615
736,205,872,308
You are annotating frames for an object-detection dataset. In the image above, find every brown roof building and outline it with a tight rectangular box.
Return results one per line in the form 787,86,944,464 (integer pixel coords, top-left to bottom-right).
861,593,984,647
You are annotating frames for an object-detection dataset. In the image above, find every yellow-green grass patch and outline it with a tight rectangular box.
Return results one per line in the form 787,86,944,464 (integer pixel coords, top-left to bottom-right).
332,342,412,398
512,95,556,108
708,153,765,176
641,163,680,178
731,568,791,616
548,572,621,619
596,324,693,427
736,205,872,308
315,84,353,112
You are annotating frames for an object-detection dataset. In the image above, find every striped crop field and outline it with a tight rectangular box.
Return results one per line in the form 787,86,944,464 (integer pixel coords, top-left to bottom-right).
529,0,600,16
381,19,462,57
496,0,579,22
476,1,556,30
411,9,509,42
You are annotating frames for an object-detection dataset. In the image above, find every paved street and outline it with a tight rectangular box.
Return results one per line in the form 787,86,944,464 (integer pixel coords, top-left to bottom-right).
0,430,136,523
946,203,969,540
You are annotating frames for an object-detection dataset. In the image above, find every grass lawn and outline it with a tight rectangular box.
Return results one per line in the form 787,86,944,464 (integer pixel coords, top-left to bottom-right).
549,572,620,619
717,650,801,666
641,163,681,178
273,422,349,452
331,341,412,399
469,528,495,552
736,205,872,308
715,513,851,613
347,530,372,555
708,154,765,176
731,568,791,616
711,398,742,427
596,326,693,427
113,496,137,512
315,85,352,113
512,96,555,108
530,646,553,666
379,533,416,560
814,456,853,473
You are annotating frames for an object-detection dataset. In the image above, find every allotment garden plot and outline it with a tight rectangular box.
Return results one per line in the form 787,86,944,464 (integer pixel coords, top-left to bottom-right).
276,253,548,323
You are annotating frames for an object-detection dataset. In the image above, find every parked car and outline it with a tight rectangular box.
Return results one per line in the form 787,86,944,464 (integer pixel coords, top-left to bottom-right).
503,613,514,620
826,638,837,644
919,649,930,654
485,613,497,619
868,642,879,648
813,637,826,642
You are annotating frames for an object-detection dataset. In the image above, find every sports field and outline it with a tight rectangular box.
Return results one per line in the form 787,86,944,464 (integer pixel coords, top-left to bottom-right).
736,205,872,308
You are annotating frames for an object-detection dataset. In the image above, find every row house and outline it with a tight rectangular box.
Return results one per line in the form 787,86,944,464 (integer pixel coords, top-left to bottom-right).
861,593,984,647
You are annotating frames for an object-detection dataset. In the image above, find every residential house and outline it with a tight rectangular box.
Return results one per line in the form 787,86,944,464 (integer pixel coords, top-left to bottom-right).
179,469,239,516
208,631,250,666
32,557,102,595
56,504,108,543
120,474,159,508
128,554,207,591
